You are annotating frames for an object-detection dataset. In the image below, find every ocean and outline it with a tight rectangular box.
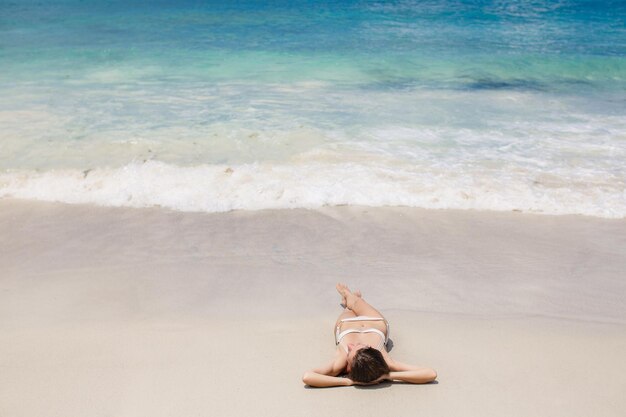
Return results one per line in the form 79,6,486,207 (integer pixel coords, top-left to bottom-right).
1,0,625,217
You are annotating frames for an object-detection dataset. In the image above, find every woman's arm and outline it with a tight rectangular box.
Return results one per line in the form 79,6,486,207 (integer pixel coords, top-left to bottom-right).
303,349,350,387
386,358,437,383
302,371,353,387
388,369,437,384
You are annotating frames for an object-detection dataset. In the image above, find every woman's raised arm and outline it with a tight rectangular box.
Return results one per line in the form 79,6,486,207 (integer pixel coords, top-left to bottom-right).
387,358,437,384
302,371,353,387
303,350,349,387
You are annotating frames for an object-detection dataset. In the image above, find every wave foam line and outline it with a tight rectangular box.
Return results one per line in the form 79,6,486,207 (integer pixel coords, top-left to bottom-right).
1,161,624,218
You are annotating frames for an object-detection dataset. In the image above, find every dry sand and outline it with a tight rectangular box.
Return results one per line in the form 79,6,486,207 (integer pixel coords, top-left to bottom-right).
1,200,625,416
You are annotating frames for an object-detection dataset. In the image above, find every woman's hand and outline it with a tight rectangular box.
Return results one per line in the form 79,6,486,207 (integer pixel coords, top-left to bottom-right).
351,374,390,386
386,358,437,383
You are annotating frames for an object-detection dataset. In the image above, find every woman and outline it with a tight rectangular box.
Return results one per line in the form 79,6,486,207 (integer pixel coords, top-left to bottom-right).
302,283,437,387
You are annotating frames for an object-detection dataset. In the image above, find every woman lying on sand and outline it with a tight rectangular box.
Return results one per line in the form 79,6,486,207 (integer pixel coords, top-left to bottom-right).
302,284,437,387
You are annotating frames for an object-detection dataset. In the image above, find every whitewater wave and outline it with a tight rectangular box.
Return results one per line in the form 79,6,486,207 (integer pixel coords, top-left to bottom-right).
1,160,624,218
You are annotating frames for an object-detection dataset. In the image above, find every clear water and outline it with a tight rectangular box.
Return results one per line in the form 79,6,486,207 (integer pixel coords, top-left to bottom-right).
1,0,625,216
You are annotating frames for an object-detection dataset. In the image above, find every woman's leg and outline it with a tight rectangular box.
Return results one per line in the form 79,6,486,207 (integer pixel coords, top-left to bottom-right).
336,283,385,319
336,307,356,322
334,306,356,340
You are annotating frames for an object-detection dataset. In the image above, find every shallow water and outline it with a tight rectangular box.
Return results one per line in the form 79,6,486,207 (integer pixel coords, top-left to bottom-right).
1,0,625,216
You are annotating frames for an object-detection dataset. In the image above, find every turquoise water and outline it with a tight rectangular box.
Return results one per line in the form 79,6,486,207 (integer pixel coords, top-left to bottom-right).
1,0,625,216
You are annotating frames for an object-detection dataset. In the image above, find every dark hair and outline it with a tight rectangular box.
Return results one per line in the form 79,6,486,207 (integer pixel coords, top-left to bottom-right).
348,347,390,383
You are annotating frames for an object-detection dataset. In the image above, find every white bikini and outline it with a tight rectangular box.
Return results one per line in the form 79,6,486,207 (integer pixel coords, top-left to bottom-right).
335,316,390,352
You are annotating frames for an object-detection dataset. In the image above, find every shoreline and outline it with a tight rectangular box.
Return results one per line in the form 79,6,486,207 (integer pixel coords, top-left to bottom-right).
2,199,625,324
1,199,625,416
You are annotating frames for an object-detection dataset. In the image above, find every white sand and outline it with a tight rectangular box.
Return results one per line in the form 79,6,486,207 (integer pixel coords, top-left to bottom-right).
1,200,625,416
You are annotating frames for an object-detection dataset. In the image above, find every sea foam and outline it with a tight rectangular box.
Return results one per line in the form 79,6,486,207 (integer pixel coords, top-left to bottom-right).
1,160,624,218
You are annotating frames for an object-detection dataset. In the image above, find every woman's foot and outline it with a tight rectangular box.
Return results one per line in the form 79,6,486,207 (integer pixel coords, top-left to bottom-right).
336,283,361,309
336,283,351,306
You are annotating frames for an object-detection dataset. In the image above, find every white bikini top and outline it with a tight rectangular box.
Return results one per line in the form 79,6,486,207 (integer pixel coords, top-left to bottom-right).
335,316,389,352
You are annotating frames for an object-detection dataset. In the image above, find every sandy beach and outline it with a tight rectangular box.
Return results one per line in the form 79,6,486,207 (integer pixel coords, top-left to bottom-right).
1,200,625,416
3,1,625,415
